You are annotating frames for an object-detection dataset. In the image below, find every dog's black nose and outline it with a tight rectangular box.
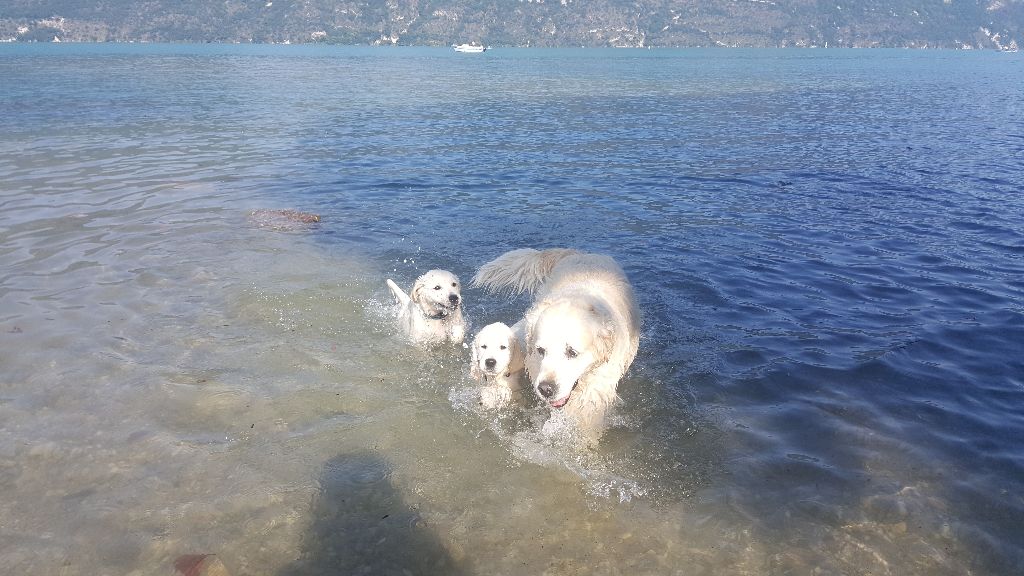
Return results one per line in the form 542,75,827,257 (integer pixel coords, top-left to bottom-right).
537,381,555,398
449,294,460,305
485,358,496,369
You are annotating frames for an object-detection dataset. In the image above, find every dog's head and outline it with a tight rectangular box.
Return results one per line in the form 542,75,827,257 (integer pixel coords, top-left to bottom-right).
471,322,522,380
410,269,462,320
525,297,615,409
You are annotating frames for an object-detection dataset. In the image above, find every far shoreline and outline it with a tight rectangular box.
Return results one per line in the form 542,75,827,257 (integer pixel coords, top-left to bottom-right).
0,41,1020,54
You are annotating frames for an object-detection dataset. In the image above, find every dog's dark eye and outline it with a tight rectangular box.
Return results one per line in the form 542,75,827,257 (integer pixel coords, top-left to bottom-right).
433,285,442,290
500,345,507,350
566,347,578,359
452,282,458,287
480,344,487,350
536,347,546,357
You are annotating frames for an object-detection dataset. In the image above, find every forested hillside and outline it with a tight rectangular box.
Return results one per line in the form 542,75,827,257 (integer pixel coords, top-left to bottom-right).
1,0,1021,49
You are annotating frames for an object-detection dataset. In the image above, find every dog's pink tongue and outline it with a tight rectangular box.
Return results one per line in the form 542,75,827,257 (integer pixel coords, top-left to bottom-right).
549,396,569,409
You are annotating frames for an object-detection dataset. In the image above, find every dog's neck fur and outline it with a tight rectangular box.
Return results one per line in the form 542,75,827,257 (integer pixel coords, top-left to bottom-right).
556,361,623,434
406,304,465,343
483,362,525,386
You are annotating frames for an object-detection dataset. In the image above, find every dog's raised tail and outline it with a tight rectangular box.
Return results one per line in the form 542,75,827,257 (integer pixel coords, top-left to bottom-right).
472,248,579,295
385,278,410,306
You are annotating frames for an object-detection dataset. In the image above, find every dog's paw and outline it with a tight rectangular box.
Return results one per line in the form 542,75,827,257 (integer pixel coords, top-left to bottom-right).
479,385,512,409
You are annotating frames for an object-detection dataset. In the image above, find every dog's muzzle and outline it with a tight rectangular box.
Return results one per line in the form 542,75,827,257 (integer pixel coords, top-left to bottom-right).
538,379,575,409
538,380,555,398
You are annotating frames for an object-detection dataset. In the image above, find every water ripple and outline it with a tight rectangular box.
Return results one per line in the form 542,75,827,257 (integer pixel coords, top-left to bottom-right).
3,45,1023,575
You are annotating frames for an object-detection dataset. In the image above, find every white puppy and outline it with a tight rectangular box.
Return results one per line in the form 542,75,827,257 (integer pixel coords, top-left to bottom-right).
473,249,639,434
386,269,466,344
470,321,527,408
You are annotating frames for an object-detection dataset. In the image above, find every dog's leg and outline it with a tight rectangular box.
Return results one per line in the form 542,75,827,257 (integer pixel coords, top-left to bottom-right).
480,383,512,409
449,320,465,344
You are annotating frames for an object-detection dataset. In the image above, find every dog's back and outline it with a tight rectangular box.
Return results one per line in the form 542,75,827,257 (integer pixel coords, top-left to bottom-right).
474,249,635,318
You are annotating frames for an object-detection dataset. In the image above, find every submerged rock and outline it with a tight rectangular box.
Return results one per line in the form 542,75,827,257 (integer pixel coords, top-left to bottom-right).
174,554,231,576
248,209,321,231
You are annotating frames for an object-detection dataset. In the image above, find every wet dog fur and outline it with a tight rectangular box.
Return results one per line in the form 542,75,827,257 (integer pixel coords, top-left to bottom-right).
473,248,639,435
386,269,466,344
470,320,527,408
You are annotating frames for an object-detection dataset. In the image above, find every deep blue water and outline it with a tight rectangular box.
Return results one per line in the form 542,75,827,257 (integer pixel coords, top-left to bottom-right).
2,44,1023,573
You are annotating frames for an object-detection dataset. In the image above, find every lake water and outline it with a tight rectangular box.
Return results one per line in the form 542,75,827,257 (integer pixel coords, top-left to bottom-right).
1,44,1022,575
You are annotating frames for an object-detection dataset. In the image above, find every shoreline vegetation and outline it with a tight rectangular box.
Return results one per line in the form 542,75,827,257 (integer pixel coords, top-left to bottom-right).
1,0,1021,51
1,39,1021,52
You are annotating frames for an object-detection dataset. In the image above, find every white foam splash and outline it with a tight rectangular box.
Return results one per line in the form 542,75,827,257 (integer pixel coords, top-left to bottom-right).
449,383,649,503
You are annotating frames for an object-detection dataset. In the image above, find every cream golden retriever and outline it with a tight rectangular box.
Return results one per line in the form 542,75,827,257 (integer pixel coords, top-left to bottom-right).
386,269,466,344
473,248,640,433
470,320,527,408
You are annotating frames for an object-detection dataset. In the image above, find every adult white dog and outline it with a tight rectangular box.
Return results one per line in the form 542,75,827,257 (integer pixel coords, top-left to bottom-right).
386,270,466,344
473,248,640,432
470,321,527,408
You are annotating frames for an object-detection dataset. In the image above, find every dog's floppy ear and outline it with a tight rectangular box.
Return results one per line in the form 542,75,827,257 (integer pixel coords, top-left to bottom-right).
595,322,616,362
508,326,523,361
524,299,550,351
410,277,424,303
588,304,616,363
469,335,483,380
506,326,525,373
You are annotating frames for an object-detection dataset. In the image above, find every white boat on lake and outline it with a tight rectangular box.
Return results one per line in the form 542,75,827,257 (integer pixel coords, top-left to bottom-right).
453,43,488,53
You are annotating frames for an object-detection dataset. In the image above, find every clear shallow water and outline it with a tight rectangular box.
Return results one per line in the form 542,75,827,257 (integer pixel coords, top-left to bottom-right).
1,44,1023,575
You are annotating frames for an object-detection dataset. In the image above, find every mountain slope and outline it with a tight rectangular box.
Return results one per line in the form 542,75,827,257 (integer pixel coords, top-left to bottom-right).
1,0,1021,49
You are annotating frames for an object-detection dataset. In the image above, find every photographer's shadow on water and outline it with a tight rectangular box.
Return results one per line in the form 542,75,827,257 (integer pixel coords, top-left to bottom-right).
278,452,465,576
